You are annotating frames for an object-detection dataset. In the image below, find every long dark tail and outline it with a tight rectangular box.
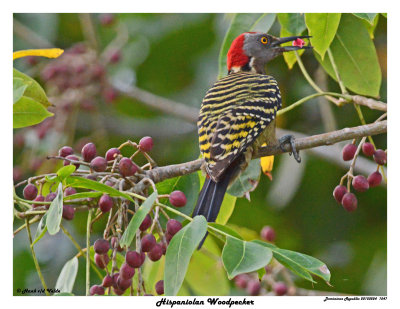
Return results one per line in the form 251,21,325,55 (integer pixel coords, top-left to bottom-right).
193,161,240,248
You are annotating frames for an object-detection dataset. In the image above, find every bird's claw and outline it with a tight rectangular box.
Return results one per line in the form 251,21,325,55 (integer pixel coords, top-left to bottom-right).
279,135,301,163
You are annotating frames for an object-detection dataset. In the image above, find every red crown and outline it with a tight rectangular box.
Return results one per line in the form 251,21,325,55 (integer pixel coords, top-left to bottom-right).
226,32,256,71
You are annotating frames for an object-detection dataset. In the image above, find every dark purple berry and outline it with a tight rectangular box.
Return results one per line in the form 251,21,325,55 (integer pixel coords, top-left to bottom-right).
120,263,135,280
95,253,110,269
103,87,117,103
109,49,121,64
64,155,80,169
368,171,382,187
102,275,113,287
139,136,154,152
141,234,156,252
89,285,105,296
59,146,74,158
352,175,369,192
234,274,249,289
148,244,163,261
117,277,132,291
23,184,38,200
90,156,107,172
161,243,167,255
139,214,152,231
342,144,357,161
155,280,164,295
260,226,276,242
126,251,144,268
82,143,97,162
362,142,375,156
373,149,387,165
246,280,261,296
113,287,124,295
99,13,115,26
165,232,173,244
32,195,45,208
166,219,182,236
86,174,97,181
111,236,123,252
62,205,75,220
64,187,77,196
333,185,348,204
94,238,110,254
274,282,288,296
118,157,138,177
105,148,121,161
99,194,113,213
169,191,187,207
342,193,358,212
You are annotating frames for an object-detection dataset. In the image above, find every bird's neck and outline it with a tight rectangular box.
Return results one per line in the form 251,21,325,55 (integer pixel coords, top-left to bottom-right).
228,57,266,75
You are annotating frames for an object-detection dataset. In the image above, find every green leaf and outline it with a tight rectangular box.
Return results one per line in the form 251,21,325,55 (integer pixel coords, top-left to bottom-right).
279,27,304,69
362,14,379,39
57,165,76,181
277,13,306,35
119,192,158,248
257,267,266,280
222,236,272,279
156,173,199,223
46,183,63,235
253,240,331,283
13,68,50,107
209,222,243,240
63,191,103,201
381,13,387,18
215,193,237,225
13,77,29,104
55,257,78,293
143,259,165,294
65,176,135,202
227,158,261,197
315,14,382,97
305,13,341,59
33,213,48,245
13,96,54,128
218,13,267,78
353,13,377,24
164,215,208,296
185,237,229,296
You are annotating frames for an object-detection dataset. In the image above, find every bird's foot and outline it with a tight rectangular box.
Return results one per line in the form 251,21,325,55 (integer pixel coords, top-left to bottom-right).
279,135,301,163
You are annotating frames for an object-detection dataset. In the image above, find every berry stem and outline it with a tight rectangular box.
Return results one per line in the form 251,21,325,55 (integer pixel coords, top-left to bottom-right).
60,224,103,280
26,218,50,296
86,209,93,296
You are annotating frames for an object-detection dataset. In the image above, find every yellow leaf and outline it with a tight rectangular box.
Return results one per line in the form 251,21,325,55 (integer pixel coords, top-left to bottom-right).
13,48,64,60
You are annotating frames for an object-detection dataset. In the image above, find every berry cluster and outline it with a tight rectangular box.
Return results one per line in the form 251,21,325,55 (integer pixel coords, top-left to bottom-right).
18,137,188,296
333,141,386,212
13,21,123,182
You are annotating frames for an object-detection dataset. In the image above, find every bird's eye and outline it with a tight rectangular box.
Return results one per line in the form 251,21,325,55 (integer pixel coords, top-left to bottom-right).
261,36,268,44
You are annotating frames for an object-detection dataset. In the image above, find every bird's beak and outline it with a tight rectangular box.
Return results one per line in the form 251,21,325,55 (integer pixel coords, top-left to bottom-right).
271,35,313,52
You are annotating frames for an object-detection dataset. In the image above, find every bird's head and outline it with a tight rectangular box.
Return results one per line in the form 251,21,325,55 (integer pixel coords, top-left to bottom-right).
227,32,312,74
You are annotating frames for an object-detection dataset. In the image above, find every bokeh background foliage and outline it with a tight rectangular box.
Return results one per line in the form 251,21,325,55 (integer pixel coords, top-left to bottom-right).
13,13,386,295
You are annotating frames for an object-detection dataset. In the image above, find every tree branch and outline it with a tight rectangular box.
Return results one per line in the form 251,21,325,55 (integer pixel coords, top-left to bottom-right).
131,121,386,192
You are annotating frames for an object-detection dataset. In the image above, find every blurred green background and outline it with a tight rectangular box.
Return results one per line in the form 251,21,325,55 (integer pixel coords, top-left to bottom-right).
13,13,387,296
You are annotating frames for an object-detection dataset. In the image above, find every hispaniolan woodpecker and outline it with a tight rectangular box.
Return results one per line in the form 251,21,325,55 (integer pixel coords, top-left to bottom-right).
193,32,312,245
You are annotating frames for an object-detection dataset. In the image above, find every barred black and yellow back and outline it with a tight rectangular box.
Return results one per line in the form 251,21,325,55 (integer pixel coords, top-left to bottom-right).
198,71,282,182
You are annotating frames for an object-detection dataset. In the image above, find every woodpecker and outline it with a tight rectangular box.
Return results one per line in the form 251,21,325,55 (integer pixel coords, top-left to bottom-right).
192,32,312,245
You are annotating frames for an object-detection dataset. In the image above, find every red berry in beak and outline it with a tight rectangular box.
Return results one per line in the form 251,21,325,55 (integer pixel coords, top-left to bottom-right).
292,38,305,48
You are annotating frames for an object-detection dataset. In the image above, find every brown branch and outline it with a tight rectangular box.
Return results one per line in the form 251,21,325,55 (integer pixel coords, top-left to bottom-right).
351,95,387,112
113,85,199,123
256,120,387,158
131,121,386,192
